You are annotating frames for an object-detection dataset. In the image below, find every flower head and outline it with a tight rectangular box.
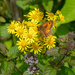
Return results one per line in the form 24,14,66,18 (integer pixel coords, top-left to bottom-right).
56,10,61,15
24,27,37,44
46,12,58,20
59,14,65,22
30,43,43,54
44,35,57,49
25,8,43,23
15,26,27,38
16,38,29,54
7,20,16,34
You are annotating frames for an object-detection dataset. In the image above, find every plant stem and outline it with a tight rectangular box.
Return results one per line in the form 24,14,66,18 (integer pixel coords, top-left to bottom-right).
56,52,67,66
14,65,23,75
0,52,7,58
12,34,17,45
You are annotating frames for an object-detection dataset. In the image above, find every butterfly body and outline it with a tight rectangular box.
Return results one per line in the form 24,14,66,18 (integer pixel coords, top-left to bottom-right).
38,20,53,38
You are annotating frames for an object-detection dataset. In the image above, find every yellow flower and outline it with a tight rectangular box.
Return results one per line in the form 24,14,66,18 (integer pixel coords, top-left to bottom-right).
25,21,32,27
42,18,47,23
46,12,54,19
25,21,40,27
59,14,65,22
15,26,27,38
42,46,47,54
17,20,25,27
34,8,40,13
25,8,44,23
56,10,61,15
44,35,57,49
32,26,38,32
34,8,44,21
24,27,37,44
16,38,29,54
46,12,58,20
30,43,43,54
27,11,39,22
52,20,58,29
7,20,16,34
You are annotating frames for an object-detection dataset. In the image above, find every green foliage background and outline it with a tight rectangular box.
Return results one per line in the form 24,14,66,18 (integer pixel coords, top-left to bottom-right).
0,0,75,75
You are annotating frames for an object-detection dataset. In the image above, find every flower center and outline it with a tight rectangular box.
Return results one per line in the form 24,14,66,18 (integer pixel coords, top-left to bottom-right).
50,13,54,17
32,14,37,19
21,41,27,47
48,39,51,44
10,24,15,29
32,44,39,50
17,28,23,35
20,23,23,27
27,34,32,39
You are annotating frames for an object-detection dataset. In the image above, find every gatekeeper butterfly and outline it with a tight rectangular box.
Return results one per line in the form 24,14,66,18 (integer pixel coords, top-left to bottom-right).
38,20,53,38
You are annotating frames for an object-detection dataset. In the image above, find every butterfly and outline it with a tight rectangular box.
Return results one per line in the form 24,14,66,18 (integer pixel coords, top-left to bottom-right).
38,20,53,38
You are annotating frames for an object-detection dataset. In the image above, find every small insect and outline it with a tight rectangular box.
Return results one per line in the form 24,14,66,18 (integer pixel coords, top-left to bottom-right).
38,20,53,38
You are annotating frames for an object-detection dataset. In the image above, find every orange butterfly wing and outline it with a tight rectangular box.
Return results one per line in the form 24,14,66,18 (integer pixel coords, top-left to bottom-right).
38,20,53,38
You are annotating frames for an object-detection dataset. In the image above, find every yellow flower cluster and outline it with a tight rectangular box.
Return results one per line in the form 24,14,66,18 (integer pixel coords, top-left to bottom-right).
7,8,64,54
46,10,65,29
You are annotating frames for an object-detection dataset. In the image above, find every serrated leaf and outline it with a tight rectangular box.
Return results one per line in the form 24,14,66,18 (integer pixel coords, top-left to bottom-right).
0,23,10,37
42,66,57,75
57,66,75,75
0,43,8,54
46,47,60,56
8,45,20,58
1,61,14,75
42,0,53,12
23,71,29,75
3,39,12,50
16,0,29,10
61,0,75,23
0,16,6,22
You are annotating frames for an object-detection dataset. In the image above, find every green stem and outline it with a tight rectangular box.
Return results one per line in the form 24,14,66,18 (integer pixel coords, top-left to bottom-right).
14,65,23,75
12,34,17,45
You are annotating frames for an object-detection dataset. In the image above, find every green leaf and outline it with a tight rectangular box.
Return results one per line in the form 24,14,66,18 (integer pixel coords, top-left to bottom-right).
71,51,75,56
55,23,71,37
64,62,69,68
0,16,6,22
66,56,75,66
46,47,60,56
61,0,75,23
1,61,14,75
23,71,29,75
57,66,75,75
7,45,20,58
0,43,8,54
37,63,45,71
42,66,57,75
42,0,53,12
3,39,12,50
0,23,10,37
72,66,75,74
16,0,29,10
